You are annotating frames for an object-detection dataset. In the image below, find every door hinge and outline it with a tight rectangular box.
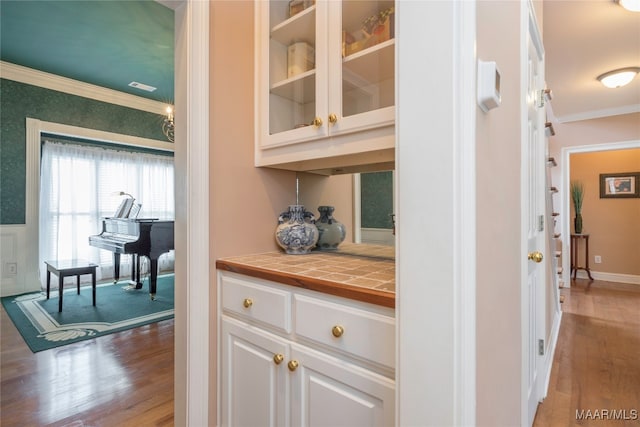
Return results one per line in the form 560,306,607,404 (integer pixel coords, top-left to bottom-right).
538,215,545,232
538,339,545,356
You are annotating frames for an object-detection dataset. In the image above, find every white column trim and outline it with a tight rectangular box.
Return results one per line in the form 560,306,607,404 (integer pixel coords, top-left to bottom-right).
353,174,362,243
25,119,41,288
396,1,476,424
452,1,477,424
186,3,210,424
172,0,210,425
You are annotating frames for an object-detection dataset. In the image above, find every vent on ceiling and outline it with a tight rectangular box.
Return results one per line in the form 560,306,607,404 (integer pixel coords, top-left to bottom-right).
128,81,157,92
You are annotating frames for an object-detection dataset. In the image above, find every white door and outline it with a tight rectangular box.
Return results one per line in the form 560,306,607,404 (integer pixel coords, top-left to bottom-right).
220,318,289,427
289,344,395,427
523,5,546,427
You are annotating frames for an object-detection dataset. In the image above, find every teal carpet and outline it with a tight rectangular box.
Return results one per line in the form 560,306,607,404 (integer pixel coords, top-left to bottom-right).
1,274,174,353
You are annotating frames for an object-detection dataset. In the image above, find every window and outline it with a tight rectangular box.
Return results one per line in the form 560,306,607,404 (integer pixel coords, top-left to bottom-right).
39,140,174,286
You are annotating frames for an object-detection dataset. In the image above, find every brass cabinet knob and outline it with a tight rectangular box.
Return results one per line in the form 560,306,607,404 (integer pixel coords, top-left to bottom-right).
528,251,544,263
331,325,345,338
273,353,284,365
287,360,299,371
312,117,323,127
328,113,338,124
243,298,253,308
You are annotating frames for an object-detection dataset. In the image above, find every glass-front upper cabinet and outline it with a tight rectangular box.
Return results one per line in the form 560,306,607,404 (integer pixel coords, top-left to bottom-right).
256,0,395,151
330,0,395,136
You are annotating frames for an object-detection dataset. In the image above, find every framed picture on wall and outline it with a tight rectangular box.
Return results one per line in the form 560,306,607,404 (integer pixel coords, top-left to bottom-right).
599,172,640,198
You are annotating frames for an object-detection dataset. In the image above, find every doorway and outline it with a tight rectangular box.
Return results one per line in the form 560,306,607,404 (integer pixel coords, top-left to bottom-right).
561,141,640,286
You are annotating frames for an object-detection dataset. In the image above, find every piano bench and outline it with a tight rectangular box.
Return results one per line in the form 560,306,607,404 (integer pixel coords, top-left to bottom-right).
45,260,98,313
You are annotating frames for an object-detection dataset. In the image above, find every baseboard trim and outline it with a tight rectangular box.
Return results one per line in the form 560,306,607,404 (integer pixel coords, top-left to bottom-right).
574,270,640,285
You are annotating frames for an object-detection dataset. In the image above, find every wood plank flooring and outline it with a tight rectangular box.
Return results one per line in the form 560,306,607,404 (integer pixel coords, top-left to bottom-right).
533,279,640,427
3,278,637,426
0,306,174,426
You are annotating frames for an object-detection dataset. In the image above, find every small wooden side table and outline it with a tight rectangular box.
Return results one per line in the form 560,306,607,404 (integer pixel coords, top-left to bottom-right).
570,234,594,281
45,260,98,312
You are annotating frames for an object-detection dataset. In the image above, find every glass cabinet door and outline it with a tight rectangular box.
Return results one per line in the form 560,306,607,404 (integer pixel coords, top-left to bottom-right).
260,0,328,148
328,0,395,135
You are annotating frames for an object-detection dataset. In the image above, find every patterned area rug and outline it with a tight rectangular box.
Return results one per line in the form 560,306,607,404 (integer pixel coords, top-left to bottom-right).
1,274,174,352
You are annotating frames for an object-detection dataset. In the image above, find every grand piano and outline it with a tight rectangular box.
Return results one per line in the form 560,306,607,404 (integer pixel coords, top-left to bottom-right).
89,218,174,299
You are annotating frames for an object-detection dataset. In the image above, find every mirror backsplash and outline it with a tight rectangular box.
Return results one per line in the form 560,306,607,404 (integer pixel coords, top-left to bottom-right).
296,171,395,257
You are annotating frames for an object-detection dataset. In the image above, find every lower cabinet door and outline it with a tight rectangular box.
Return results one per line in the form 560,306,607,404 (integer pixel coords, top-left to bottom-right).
221,318,289,427
289,344,395,427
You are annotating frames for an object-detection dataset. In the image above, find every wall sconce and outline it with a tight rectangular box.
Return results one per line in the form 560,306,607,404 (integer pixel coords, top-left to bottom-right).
163,106,175,142
596,67,640,88
618,0,640,12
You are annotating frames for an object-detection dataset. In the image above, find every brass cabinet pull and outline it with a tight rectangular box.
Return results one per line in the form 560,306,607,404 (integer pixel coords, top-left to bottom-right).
328,113,338,124
528,251,544,263
243,298,253,308
273,353,284,365
312,117,323,127
287,360,299,371
331,325,345,338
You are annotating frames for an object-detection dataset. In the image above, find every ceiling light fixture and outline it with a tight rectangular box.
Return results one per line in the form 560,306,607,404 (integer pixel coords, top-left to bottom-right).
596,67,640,88
617,0,640,12
163,106,175,142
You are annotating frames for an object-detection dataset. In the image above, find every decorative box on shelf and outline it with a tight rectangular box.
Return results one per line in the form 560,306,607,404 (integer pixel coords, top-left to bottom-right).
342,7,394,57
288,41,315,78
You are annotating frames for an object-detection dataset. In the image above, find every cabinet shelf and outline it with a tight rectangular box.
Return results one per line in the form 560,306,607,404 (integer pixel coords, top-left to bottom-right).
271,5,316,46
270,69,316,103
343,39,394,88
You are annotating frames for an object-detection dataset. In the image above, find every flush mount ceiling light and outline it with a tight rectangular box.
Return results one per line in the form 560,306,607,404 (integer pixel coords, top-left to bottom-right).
597,67,640,88
617,0,640,12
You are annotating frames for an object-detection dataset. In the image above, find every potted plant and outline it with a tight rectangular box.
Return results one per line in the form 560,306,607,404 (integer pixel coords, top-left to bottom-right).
570,181,584,234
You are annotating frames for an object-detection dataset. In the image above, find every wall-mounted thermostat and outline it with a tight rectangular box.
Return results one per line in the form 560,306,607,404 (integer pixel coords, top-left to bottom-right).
477,60,501,112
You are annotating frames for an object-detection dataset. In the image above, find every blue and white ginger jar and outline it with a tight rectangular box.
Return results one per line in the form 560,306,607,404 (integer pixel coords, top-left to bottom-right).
316,205,346,250
275,205,319,254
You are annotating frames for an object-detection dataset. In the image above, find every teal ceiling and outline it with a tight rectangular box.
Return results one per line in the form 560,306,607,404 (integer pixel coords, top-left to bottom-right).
0,0,174,103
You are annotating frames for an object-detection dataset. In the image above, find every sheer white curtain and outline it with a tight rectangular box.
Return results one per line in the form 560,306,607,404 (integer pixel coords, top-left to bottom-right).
39,140,175,287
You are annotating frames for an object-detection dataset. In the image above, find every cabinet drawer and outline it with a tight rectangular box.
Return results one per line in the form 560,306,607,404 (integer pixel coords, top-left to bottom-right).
294,294,395,368
220,273,292,333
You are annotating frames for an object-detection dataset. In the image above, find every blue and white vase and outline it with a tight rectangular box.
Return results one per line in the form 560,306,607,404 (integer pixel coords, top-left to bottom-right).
275,205,319,255
315,206,346,250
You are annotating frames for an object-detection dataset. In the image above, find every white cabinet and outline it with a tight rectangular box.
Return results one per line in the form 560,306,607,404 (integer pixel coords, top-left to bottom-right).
218,271,395,427
221,318,289,427
255,0,396,171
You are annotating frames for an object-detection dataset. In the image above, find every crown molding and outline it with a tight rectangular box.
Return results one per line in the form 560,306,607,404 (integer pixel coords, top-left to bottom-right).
0,61,169,115
557,103,640,123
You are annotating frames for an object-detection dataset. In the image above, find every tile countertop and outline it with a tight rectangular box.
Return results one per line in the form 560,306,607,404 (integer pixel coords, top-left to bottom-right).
215,243,395,308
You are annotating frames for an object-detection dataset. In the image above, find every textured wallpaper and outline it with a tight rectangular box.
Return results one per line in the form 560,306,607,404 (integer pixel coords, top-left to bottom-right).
0,78,168,224
361,171,394,229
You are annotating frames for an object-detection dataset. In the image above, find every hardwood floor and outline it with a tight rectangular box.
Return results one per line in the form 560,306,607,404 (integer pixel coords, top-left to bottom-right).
0,306,174,426
534,279,640,427
3,278,637,426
